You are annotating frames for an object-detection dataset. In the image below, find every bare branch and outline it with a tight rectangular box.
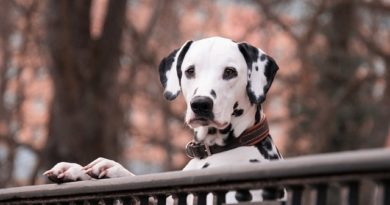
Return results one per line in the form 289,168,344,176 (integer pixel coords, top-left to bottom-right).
356,30,390,59
255,0,300,42
141,0,165,44
313,71,378,132
360,1,390,13
303,0,328,43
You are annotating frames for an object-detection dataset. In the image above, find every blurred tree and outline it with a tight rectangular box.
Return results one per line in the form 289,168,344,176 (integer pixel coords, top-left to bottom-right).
256,0,390,155
0,0,16,187
0,0,41,187
44,0,127,167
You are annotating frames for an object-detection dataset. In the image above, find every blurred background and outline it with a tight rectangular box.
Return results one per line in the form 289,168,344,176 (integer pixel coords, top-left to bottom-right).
0,0,388,188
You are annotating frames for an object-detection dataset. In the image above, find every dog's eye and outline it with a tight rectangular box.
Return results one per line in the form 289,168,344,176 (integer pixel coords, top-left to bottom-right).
185,65,195,79
223,67,238,80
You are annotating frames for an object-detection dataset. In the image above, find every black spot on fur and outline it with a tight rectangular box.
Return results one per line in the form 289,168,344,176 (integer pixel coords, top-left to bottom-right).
176,41,193,85
235,190,252,202
238,43,259,71
219,124,232,134
233,102,239,109
202,162,210,169
255,135,280,160
249,159,259,163
260,54,266,61
255,66,259,71
232,109,244,117
238,43,258,105
193,88,198,96
158,49,179,88
254,105,261,125
223,130,235,144
164,91,180,101
247,80,266,105
262,187,285,200
208,127,217,135
263,55,279,94
210,90,216,99
263,137,273,150
246,81,257,105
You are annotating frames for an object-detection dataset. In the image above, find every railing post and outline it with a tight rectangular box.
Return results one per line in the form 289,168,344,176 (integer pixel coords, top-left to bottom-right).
173,193,187,205
103,198,115,205
290,185,304,205
120,197,135,205
314,184,328,205
346,181,359,205
135,196,149,205
383,180,390,205
75,200,85,205
213,191,226,205
156,195,167,205
87,199,100,205
262,187,285,200
193,192,207,205
235,189,252,202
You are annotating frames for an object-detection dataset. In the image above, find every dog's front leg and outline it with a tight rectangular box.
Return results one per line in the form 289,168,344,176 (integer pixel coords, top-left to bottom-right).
83,157,135,178
44,162,92,183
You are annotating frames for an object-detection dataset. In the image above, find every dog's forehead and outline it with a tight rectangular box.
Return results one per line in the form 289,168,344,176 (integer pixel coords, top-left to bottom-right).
195,37,236,51
184,37,243,67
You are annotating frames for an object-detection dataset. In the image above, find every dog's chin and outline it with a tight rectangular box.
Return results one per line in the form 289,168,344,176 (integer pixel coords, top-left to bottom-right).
188,118,228,129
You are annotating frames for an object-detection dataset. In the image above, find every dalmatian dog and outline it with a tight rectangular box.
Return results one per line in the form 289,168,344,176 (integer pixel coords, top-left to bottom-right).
44,36,284,203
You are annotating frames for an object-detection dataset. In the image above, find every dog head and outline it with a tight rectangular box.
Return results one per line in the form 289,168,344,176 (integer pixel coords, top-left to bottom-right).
159,37,278,131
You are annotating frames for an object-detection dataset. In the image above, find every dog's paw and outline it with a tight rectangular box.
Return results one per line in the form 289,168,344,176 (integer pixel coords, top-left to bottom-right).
43,162,92,183
83,157,135,179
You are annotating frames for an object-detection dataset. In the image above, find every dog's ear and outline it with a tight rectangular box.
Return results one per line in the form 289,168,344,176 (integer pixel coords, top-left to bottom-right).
159,40,193,100
238,42,279,105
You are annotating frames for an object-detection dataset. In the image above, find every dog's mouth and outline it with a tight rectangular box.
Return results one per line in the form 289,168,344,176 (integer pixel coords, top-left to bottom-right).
188,117,228,129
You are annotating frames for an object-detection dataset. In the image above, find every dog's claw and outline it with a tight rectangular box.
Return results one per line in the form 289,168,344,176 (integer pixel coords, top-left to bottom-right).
98,170,107,179
42,170,52,176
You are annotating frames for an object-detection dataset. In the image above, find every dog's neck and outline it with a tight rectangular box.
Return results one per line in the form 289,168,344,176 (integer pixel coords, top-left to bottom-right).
193,103,263,146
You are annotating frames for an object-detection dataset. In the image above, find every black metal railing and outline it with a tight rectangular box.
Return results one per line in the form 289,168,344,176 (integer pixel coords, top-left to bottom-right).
0,149,389,205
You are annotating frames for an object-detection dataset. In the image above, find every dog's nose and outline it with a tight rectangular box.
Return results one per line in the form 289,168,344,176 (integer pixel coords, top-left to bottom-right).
190,96,213,115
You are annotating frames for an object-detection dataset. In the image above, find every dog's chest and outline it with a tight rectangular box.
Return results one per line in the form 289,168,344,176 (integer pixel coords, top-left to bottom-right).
182,146,267,170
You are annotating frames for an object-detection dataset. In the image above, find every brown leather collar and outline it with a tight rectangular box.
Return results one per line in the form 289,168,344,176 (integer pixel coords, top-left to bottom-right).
186,115,269,159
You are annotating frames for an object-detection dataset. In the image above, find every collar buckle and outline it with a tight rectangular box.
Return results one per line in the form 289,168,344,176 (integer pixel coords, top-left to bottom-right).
186,141,211,159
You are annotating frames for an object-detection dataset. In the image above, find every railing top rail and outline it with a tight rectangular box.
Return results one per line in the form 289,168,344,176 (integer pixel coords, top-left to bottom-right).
1,148,389,201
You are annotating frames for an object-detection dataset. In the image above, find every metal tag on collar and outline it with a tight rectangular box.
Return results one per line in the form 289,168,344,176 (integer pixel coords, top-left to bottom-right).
185,141,212,159
185,141,196,158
